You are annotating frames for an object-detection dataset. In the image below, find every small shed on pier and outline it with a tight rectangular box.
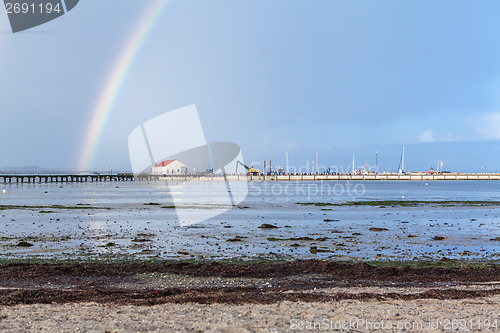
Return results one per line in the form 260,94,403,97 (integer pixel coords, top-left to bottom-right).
152,159,188,175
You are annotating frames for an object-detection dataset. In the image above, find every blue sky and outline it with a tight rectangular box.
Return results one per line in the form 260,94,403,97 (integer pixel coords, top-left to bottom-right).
1,0,500,172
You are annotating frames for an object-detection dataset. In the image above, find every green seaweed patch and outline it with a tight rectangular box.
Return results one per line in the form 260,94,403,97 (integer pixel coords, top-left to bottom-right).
137,233,156,237
432,236,446,241
267,236,329,242
0,204,110,211
297,200,500,208
51,205,110,210
309,246,333,254
160,206,176,209
39,210,56,214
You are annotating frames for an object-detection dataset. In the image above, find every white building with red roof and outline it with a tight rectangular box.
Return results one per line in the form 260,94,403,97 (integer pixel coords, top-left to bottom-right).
152,159,188,175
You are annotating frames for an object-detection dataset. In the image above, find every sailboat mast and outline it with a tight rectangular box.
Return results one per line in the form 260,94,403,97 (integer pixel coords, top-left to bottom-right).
286,152,289,174
401,147,405,172
352,153,355,174
398,147,405,174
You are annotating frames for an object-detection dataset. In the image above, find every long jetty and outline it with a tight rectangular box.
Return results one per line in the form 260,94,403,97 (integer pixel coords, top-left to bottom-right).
2,172,500,184
0,172,157,184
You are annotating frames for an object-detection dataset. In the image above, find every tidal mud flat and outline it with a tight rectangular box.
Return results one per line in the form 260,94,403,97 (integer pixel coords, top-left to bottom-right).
0,181,499,262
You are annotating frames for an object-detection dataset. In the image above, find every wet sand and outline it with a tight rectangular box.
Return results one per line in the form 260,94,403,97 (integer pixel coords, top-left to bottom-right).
0,199,499,262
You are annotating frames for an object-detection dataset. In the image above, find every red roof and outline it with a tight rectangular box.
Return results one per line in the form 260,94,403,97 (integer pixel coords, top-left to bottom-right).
154,159,176,167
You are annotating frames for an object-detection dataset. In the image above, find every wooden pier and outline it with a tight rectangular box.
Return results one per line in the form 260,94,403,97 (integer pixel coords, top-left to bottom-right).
0,173,155,184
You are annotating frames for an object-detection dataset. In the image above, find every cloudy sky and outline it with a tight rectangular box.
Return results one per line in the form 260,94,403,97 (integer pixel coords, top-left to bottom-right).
1,0,499,172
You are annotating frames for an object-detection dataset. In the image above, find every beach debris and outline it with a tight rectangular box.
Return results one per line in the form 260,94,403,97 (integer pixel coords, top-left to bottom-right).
98,242,116,248
432,236,446,241
324,219,340,222
369,227,389,232
490,237,500,241
16,241,33,247
226,238,243,242
131,237,151,242
258,224,278,229
309,246,332,253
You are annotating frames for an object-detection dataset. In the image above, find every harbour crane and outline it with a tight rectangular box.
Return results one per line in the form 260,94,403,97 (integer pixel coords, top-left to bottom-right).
235,161,260,175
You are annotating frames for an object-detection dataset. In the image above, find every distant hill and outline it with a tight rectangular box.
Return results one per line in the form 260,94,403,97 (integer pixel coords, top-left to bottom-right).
0,165,52,172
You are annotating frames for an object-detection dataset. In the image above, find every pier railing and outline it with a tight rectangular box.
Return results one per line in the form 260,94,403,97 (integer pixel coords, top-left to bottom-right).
245,173,500,181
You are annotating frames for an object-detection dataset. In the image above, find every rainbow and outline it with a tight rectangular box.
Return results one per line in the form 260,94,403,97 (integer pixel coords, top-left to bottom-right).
78,0,170,170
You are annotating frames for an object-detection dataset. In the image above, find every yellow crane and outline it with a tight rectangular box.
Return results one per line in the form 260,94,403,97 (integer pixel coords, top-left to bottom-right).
236,161,260,175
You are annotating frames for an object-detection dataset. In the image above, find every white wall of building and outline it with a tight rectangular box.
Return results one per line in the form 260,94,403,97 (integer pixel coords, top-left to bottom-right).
152,160,188,175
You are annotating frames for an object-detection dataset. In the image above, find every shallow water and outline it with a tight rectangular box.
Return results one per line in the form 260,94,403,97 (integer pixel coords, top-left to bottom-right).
0,180,499,261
